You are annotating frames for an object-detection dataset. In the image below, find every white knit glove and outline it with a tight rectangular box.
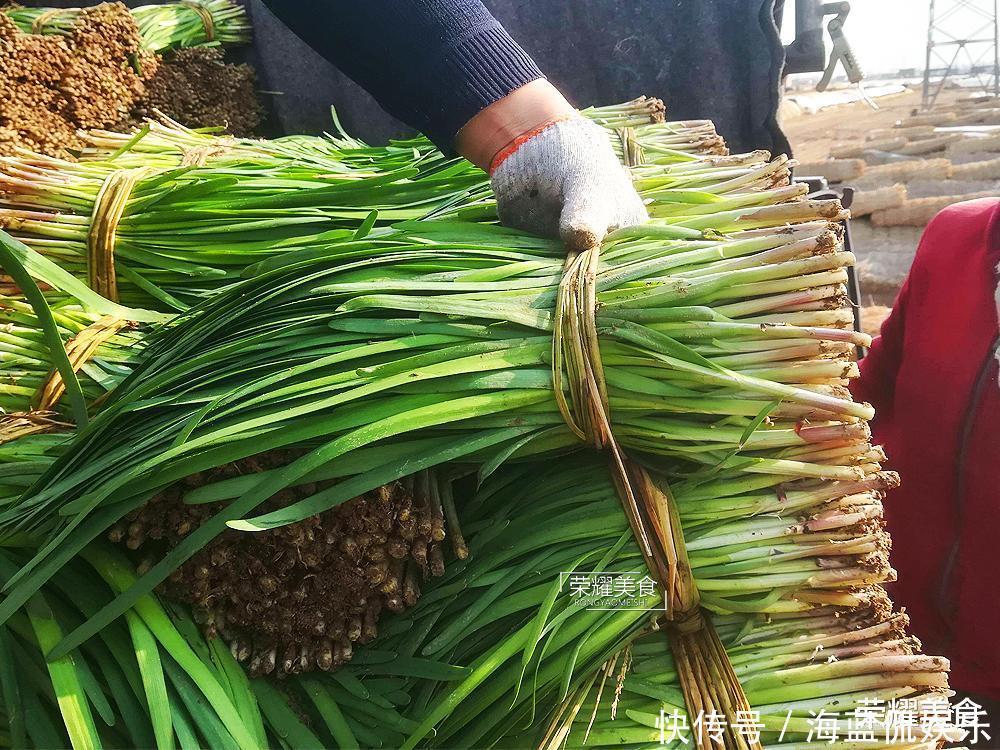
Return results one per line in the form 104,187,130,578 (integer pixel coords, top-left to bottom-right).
490,117,648,252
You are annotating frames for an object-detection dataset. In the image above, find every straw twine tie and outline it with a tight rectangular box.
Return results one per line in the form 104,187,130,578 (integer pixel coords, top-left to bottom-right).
551,239,761,750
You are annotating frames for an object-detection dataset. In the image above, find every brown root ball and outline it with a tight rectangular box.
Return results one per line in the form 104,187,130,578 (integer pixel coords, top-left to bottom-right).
0,3,261,159
121,46,262,137
109,452,449,676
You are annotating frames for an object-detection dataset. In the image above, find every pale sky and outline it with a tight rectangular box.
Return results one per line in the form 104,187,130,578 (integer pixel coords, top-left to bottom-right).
780,0,993,76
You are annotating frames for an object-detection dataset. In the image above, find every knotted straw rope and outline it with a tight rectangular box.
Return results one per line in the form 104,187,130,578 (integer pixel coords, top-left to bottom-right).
552,243,761,750
615,127,644,168
30,8,66,34
36,315,129,412
0,410,71,444
87,167,152,302
181,0,215,42
181,137,236,167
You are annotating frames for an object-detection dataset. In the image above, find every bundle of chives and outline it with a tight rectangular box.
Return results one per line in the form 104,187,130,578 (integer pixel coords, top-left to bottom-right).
580,96,667,128
0,193,914,695
0,103,956,748
0,542,269,750
132,0,250,51
609,120,730,164
581,98,729,163
557,610,958,749
0,145,485,309
359,460,953,749
0,193,869,581
0,117,797,311
0,101,727,417
79,98,675,163
0,415,69,508
4,111,789,450
0,457,955,749
0,130,828,533
76,116,368,170
4,0,250,52
0,294,144,416
78,98,715,173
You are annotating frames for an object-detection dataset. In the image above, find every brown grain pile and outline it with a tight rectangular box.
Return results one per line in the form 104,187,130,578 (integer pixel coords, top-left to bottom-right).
0,2,260,158
109,452,453,676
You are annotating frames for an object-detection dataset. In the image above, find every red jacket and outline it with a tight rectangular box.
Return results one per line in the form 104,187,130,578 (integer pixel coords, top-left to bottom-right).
852,198,1000,698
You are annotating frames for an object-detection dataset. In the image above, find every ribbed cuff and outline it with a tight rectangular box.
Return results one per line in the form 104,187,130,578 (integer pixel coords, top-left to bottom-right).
415,23,544,152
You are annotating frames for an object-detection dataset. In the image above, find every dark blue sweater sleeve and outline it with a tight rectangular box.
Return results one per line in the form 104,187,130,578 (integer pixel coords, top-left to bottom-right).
259,0,544,150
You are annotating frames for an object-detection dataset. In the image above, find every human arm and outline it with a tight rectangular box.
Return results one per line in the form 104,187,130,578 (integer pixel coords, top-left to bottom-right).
261,0,647,249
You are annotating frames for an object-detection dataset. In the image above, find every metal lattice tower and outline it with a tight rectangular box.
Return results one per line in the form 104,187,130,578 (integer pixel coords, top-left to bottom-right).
921,0,1000,109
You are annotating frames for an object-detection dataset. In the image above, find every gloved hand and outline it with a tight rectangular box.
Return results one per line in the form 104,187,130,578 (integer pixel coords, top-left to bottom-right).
456,80,647,252
489,117,647,252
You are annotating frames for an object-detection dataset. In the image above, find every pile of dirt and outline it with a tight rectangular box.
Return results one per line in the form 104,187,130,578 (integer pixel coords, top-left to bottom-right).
0,2,260,158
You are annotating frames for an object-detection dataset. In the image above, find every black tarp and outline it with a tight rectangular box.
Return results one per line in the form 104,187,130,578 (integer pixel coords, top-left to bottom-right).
247,0,790,156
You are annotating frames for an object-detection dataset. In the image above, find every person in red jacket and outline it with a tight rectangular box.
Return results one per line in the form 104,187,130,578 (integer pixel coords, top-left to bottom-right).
852,197,1000,722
